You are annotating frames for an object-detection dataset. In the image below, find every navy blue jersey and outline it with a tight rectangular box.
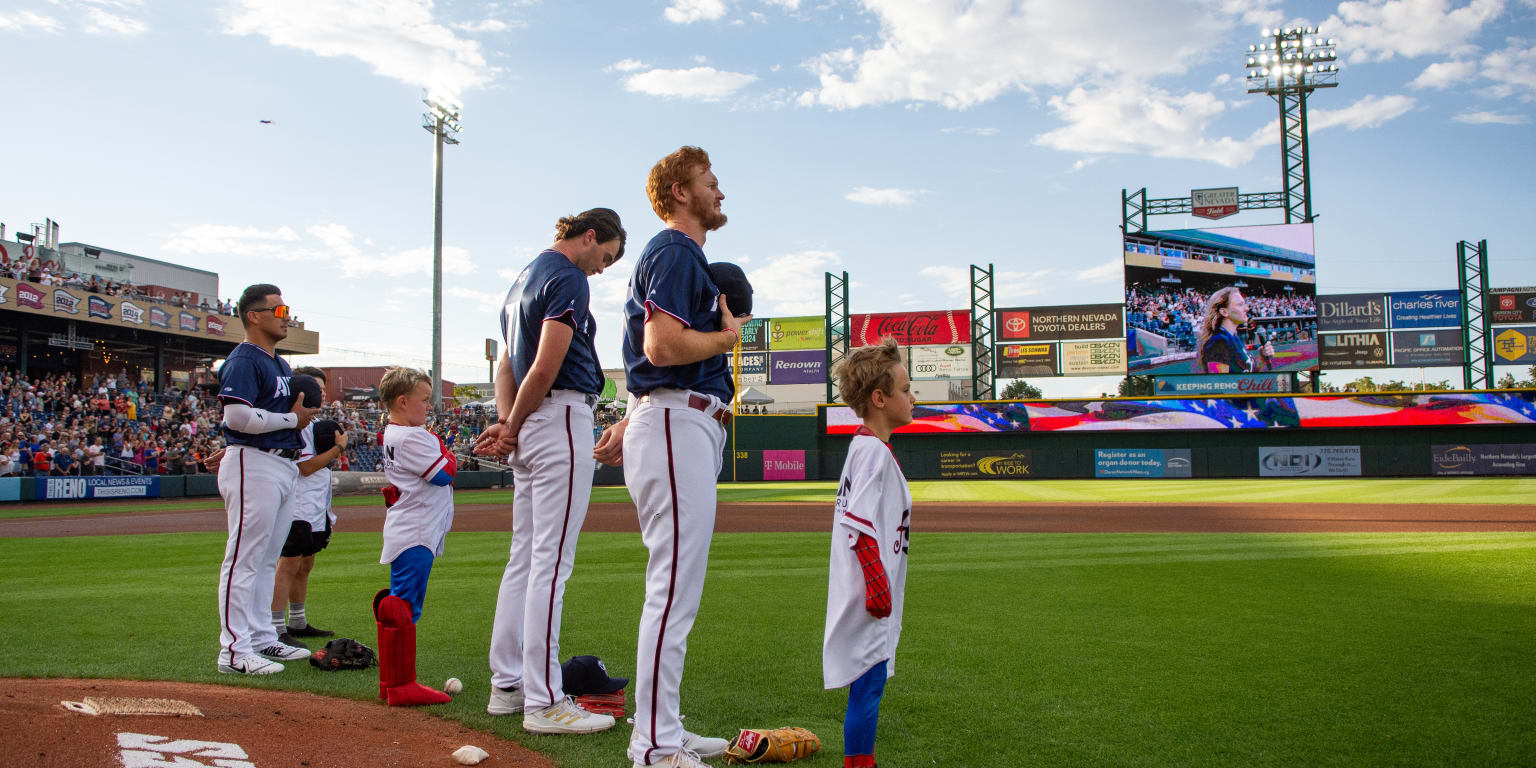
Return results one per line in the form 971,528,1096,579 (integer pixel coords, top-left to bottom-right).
621,230,733,401
1199,328,1252,373
499,249,604,394
218,341,302,450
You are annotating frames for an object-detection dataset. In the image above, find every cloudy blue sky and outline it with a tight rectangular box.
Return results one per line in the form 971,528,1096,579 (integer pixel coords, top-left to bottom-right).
2,0,1532,394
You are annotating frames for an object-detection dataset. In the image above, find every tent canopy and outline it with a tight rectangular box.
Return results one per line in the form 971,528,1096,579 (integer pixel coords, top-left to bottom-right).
738,386,774,405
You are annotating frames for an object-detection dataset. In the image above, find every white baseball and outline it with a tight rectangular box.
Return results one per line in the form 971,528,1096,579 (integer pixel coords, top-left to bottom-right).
452,745,489,765
444,677,463,694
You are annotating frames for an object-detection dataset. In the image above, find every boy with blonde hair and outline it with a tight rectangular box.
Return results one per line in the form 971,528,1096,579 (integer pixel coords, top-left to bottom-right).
374,366,456,706
823,338,915,768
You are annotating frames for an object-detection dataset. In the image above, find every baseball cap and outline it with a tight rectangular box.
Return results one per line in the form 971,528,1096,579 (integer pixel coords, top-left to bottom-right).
561,655,627,696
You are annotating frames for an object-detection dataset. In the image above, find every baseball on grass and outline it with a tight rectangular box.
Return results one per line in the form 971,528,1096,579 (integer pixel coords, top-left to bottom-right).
444,677,464,694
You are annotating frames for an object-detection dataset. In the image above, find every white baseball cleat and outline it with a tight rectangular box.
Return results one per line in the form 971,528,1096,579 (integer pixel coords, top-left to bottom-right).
217,655,284,675
522,697,615,734
682,730,728,758
630,748,707,768
487,685,524,716
256,642,311,662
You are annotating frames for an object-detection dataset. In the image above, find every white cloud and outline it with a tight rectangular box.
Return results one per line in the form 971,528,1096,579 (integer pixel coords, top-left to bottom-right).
1410,59,1477,88
796,0,1234,110
763,0,802,8
1452,109,1530,123
224,0,494,103
745,250,840,315
0,10,62,32
345,245,475,278
845,186,921,205
1211,73,1232,87
83,6,146,35
164,224,314,261
1074,258,1122,283
452,18,519,33
446,285,507,312
1480,40,1536,100
1324,0,1505,63
664,0,727,23
919,265,1050,303
623,66,758,100
1070,157,1100,172
940,126,1000,136
606,58,646,72
1308,93,1418,130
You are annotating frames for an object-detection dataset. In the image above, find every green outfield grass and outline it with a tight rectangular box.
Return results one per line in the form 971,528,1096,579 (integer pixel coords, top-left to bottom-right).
2,530,1534,767
3,477,1533,520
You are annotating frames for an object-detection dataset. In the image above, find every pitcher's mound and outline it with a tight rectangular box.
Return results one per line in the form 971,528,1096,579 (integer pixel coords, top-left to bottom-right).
2,678,552,768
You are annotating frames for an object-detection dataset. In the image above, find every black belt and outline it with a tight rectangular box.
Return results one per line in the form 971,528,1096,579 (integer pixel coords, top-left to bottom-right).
242,446,301,460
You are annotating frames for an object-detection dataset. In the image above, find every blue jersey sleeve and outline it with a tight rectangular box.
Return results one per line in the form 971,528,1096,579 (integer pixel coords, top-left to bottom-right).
641,245,709,327
217,355,262,405
543,268,590,329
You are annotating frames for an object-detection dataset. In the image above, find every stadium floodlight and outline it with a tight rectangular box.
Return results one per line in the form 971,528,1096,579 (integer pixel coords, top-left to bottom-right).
1242,25,1339,224
421,90,462,412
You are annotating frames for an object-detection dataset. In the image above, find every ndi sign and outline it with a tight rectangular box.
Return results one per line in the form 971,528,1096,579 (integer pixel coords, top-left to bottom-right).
1258,446,1361,477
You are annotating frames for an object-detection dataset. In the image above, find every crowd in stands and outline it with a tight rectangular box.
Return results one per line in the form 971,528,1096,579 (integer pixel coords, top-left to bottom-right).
1126,286,1317,354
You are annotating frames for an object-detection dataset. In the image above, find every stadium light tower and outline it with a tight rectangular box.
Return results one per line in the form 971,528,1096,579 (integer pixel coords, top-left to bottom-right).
422,91,461,411
1246,27,1338,224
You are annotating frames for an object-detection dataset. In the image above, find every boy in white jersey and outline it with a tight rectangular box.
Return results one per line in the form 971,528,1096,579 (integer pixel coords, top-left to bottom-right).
374,367,456,706
823,338,914,768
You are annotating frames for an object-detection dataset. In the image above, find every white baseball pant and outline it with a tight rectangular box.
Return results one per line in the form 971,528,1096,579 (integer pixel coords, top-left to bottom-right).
216,445,298,666
623,390,727,765
489,392,596,709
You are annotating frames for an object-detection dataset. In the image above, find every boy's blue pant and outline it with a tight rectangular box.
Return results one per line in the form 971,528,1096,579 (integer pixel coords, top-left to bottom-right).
389,545,435,622
845,660,888,756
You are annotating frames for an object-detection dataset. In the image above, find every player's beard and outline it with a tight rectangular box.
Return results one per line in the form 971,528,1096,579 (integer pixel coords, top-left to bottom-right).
690,194,727,232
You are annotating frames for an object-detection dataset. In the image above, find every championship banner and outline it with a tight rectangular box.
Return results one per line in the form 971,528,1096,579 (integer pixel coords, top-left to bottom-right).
1488,288,1536,325
1094,449,1192,478
1432,444,1536,476
1492,326,1536,364
35,476,161,500
909,344,971,379
768,349,825,384
1316,294,1385,331
1319,332,1387,369
735,351,768,386
738,318,769,352
1153,373,1292,395
1388,290,1460,329
938,450,1033,478
995,343,1056,378
1390,329,1464,367
767,316,825,350
996,303,1124,342
850,310,970,346
1259,446,1361,477
1060,341,1126,376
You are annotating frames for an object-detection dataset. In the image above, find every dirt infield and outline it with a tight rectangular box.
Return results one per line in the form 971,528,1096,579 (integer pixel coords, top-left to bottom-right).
1,677,549,768
3,499,1534,537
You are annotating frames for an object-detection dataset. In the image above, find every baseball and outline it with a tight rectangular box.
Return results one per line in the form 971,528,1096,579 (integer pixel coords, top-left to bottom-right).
444,677,464,694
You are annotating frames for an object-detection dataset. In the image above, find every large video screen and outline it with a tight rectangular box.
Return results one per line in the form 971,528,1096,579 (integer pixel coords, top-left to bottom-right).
1124,224,1317,375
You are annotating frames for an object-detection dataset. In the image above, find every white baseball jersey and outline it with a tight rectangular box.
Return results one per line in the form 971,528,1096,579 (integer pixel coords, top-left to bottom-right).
379,424,455,564
294,423,335,529
823,431,911,690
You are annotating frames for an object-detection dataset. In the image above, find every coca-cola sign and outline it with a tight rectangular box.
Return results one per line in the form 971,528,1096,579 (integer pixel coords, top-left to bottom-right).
850,310,970,346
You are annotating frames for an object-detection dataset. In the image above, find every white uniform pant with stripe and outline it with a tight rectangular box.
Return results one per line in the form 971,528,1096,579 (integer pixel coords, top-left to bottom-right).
215,446,298,666
623,397,726,765
489,395,596,709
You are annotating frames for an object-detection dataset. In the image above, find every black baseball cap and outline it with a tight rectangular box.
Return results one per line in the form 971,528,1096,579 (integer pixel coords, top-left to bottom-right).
562,655,627,696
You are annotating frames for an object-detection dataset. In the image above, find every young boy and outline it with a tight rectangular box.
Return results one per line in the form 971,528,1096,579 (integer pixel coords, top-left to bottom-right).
272,367,348,647
375,367,456,706
823,338,915,768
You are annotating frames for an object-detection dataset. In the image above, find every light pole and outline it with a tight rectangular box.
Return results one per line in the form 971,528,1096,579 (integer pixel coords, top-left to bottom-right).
421,91,461,411
1245,26,1339,224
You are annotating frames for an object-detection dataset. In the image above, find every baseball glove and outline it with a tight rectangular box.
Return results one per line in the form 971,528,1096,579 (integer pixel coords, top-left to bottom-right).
723,727,821,764
309,637,375,671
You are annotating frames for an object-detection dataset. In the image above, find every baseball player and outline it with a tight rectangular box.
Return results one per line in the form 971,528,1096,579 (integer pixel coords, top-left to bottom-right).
271,366,347,648
594,146,746,768
823,338,915,768
474,209,626,734
212,283,320,675
375,366,456,706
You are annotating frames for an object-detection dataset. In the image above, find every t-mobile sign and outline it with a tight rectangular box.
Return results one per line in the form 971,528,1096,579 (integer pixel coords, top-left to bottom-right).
762,450,807,481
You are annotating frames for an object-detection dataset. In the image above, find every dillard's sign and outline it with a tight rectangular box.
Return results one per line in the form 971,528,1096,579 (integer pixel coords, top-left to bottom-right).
1316,293,1385,331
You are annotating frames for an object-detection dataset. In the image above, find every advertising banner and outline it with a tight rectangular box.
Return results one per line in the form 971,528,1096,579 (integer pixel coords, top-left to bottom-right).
996,303,1124,342
34,476,161,500
762,450,807,480
1488,288,1536,325
1316,294,1386,331
738,318,769,352
1388,290,1461,329
909,344,971,379
1431,444,1536,476
767,316,825,350
1153,372,1292,395
937,450,1033,478
1258,445,1362,477
995,343,1057,378
1094,449,1192,478
850,310,970,346
736,351,768,386
768,349,825,384
1492,326,1536,364
1390,329,1464,367
1191,187,1239,220
1061,340,1127,376
1320,332,1388,369
0,477,20,502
